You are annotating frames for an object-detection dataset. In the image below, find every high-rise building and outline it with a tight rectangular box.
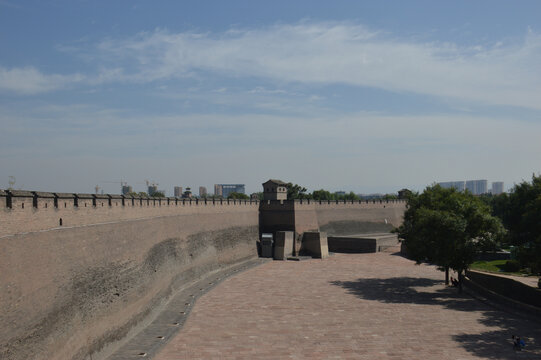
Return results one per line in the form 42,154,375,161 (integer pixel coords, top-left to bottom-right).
492,182,504,195
466,180,488,195
148,185,158,196
199,186,207,197
438,181,465,192
214,184,245,198
121,185,133,195
174,186,183,197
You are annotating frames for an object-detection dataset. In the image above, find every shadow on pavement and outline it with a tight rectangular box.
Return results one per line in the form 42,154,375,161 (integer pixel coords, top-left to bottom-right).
331,277,541,359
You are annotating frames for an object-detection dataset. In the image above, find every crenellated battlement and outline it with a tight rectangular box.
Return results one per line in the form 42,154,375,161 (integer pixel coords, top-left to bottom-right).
0,189,259,238
258,198,406,211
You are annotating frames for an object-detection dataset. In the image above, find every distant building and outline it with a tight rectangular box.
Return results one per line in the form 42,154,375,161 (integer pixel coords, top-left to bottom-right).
438,181,466,192
466,180,488,195
183,187,193,198
121,185,133,195
174,186,183,197
148,185,158,196
335,191,346,197
398,189,411,199
492,182,504,195
199,186,207,197
262,179,287,200
214,184,245,198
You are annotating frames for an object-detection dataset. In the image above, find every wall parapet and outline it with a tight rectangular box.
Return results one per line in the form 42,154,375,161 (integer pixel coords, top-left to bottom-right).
0,188,260,238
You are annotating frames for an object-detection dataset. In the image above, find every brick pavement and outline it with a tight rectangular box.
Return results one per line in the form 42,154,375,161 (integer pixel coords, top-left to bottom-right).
153,249,541,359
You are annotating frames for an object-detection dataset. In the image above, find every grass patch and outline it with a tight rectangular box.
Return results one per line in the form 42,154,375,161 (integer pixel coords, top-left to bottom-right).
471,260,529,276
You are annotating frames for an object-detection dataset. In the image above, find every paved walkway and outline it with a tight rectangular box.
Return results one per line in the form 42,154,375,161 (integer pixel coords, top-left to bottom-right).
154,249,541,359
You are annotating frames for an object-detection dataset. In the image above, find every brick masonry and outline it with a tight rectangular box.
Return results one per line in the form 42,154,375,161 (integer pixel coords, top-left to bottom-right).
154,250,541,360
0,190,406,360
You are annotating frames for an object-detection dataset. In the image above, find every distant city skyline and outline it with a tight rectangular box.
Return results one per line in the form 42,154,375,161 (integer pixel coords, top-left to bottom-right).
1,1,540,195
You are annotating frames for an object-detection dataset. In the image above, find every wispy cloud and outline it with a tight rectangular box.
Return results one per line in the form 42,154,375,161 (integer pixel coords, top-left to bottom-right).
88,22,541,110
0,66,85,94
3,22,541,111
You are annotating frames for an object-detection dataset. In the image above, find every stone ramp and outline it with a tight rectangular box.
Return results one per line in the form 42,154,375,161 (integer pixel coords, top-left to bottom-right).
106,258,269,360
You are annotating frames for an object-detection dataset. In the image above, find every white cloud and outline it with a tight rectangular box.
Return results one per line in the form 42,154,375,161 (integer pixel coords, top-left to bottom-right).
89,22,541,110
0,66,85,94
3,22,541,111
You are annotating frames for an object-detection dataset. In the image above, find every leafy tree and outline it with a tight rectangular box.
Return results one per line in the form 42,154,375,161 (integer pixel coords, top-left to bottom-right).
227,192,249,200
286,183,311,200
341,191,360,201
151,191,165,198
383,193,398,200
396,185,505,292
127,191,148,197
500,175,541,274
312,189,334,200
251,192,264,200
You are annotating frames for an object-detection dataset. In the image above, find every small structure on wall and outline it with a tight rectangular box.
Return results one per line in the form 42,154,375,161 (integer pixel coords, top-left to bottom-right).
262,179,288,201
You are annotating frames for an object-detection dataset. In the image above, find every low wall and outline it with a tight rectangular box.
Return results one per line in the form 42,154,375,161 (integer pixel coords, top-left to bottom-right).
328,234,398,253
465,270,541,312
259,199,406,237
315,200,405,236
0,204,258,360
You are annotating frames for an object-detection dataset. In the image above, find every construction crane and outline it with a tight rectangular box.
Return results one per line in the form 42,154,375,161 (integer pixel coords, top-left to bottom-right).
8,176,16,190
144,179,159,196
101,179,129,194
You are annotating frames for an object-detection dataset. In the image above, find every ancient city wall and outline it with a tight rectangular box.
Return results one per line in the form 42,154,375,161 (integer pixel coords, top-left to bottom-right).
313,200,406,235
0,190,258,238
1,191,406,360
259,199,406,237
0,190,259,360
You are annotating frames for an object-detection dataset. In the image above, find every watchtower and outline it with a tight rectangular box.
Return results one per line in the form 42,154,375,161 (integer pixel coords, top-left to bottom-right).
262,179,287,201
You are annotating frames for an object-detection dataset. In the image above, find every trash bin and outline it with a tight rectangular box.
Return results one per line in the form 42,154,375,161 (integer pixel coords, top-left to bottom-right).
261,233,273,258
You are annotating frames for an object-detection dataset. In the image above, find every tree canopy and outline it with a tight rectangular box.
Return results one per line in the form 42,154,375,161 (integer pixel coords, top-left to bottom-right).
396,185,505,291
286,183,310,200
482,175,541,274
227,192,249,200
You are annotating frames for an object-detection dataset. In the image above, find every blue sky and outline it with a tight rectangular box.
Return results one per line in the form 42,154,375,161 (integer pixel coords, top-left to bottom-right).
1,0,540,195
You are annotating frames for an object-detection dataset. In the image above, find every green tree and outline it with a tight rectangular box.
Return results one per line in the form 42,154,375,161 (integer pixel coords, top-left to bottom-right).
227,192,249,200
286,183,311,200
383,193,398,200
396,185,505,292
127,191,148,197
312,189,333,200
151,191,165,198
500,175,541,274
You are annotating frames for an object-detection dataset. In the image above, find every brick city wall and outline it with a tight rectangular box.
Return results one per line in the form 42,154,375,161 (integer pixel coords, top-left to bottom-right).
0,190,259,360
1,191,406,360
259,199,406,237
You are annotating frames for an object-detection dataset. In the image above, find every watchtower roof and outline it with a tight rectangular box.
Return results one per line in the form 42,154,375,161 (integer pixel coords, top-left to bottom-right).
262,179,287,186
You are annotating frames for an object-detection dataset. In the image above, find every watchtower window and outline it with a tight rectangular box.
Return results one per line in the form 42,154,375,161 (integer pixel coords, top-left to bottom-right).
45,203,48,208
64,202,67,208
22,203,24,209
